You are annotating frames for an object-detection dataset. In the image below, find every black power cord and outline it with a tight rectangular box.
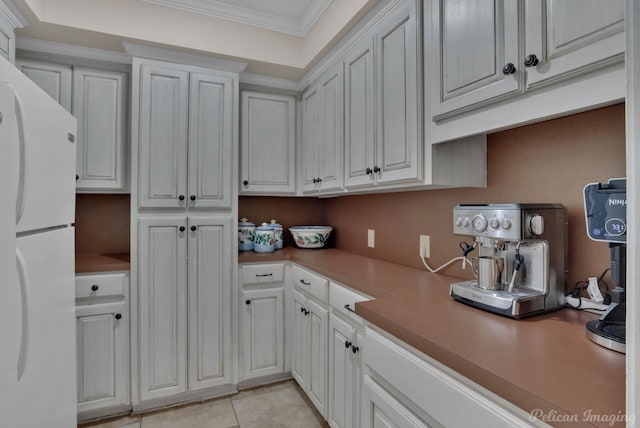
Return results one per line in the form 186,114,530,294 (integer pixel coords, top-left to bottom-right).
565,267,611,311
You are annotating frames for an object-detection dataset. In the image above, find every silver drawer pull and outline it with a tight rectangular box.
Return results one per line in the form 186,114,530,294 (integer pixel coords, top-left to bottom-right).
256,273,273,277
344,304,356,314
300,279,311,286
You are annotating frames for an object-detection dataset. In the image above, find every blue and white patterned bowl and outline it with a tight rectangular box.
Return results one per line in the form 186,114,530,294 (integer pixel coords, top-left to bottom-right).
289,226,333,249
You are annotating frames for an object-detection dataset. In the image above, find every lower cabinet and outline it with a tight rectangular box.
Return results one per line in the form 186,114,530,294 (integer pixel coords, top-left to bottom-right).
241,287,284,380
328,313,362,428
361,375,430,428
291,288,329,418
137,215,232,402
362,327,540,427
75,271,130,420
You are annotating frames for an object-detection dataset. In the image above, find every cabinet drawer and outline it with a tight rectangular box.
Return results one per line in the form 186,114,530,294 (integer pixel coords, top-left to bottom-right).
329,282,369,323
76,272,127,299
292,265,328,302
241,263,284,284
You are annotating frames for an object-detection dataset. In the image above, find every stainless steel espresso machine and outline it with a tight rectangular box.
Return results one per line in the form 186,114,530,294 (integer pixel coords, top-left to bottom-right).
450,204,567,318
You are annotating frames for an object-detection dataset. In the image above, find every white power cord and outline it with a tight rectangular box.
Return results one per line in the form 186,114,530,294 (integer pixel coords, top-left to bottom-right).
419,248,469,273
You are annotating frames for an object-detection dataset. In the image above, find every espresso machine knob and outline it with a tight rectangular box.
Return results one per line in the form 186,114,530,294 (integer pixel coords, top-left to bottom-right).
529,214,545,236
462,217,470,228
455,216,463,227
489,218,500,229
501,219,512,230
472,214,488,232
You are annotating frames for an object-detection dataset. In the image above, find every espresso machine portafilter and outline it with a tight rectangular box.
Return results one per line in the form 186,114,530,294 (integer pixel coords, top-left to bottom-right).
449,204,568,318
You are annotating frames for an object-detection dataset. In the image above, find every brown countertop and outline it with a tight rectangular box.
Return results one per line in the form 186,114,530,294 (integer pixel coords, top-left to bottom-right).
239,248,625,427
75,253,131,273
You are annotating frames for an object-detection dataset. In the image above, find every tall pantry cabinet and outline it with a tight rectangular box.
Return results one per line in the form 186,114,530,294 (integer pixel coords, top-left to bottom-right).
130,57,238,409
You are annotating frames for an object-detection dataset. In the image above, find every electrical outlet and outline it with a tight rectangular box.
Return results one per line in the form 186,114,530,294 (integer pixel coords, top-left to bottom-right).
368,229,375,248
420,235,430,258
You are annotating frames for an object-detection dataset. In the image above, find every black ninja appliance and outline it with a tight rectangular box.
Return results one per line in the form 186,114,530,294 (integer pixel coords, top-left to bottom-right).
583,178,627,353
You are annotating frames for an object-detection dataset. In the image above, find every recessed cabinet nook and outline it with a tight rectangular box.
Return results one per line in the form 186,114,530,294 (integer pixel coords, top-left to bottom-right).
9,0,627,424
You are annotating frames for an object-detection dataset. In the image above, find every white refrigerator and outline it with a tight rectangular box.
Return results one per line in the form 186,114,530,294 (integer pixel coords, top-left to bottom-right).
0,55,77,427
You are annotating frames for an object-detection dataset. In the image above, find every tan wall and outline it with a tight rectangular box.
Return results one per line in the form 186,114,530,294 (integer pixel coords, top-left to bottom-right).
323,104,626,289
75,194,130,255
239,196,324,247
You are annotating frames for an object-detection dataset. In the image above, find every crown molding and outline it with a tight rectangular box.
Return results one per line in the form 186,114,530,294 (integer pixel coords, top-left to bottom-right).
0,0,29,28
140,0,332,37
240,72,302,92
123,41,248,73
16,37,132,64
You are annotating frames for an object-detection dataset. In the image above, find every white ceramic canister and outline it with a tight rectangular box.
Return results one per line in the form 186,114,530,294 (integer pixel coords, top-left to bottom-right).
254,223,276,253
238,218,256,251
267,219,284,250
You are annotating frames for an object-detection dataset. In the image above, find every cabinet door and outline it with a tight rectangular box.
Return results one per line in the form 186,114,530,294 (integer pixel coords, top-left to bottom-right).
16,59,72,111
240,91,296,195
318,63,344,192
329,314,356,428
138,65,189,208
361,375,432,428
301,85,320,193
74,67,128,191
291,289,308,388
374,1,422,185
432,0,521,119
76,302,128,412
524,0,624,89
187,215,233,390
188,72,234,207
307,299,329,418
241,287,284,380
138,216,188,400
344,37,375,189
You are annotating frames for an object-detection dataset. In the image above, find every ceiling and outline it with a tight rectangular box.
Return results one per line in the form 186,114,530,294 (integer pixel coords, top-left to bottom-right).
139,0,333,36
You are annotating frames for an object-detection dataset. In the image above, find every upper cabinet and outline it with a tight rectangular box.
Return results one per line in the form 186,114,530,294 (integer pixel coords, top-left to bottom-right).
74,67,128,191
137,61,234,209
344,0,422,189
17,59,72,111
16,58,130,193
430,0,625,121
431,0,521,119
524,0,625,89
302,62,344,194
240,90,296,195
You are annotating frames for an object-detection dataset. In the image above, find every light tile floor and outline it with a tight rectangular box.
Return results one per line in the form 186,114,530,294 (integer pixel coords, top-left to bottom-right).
79,381,328,428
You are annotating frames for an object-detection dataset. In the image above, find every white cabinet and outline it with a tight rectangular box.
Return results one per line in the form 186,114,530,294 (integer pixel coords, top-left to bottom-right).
302,63,344,194
138,62,234,209
344,36,375,189
239,263,285,382
361,375,431,428
74,67,128,191
16,59,72,111
328,313,361,428
16,58,129,192
373,0,421,185
241,287,284,380
524,0,625,89
431,0,520,119
291,288,329,418
430,0,625,120
137,215,232,401
344,0,422,189
75,272,130,419
362,328,539,427
240,91,296,195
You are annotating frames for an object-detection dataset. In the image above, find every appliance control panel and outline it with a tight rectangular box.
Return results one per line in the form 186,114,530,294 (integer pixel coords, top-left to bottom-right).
453,206,522,240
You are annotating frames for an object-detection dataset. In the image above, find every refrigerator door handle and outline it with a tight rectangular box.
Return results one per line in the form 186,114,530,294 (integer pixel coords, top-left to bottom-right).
13,85,26,225
16,248,30,381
